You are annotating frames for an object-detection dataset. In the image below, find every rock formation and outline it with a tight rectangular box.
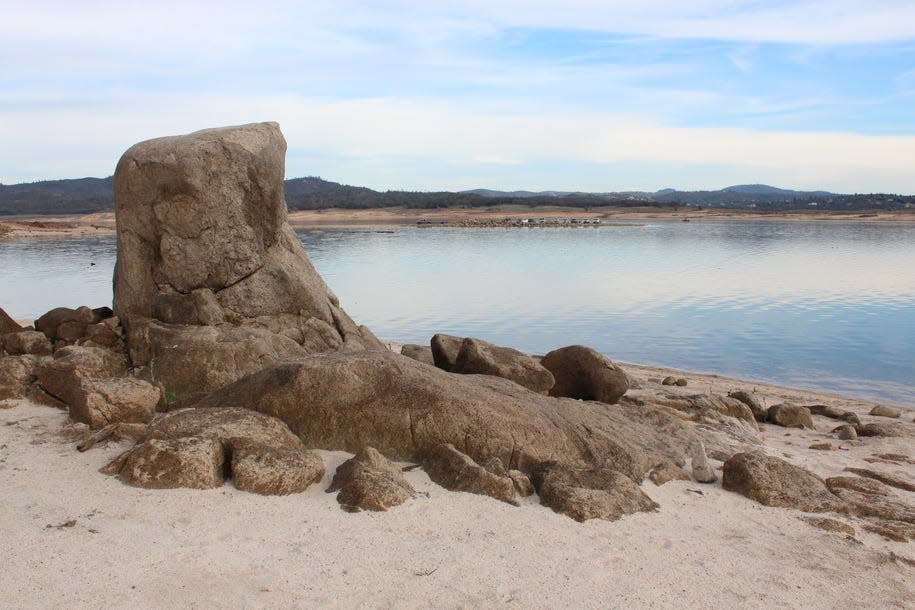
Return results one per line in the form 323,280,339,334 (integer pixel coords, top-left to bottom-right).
327,447,416,512
540,344,629,404
112,123,382,403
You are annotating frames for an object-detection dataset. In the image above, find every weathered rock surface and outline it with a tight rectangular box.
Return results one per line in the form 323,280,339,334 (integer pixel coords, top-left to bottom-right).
145,407,303,449
534,463,659,522
767,404,814,429
836,425,858,440
825,476,915,528
430,333,463,372
0,307,22,336
691,441,717,483
800,516,855,537
722,452,846,513
844,467,915,493
423,443,518,505
35,306,100,343
35,346,127,407
857,422,914,438
230,440,324,495
540,345,629,404
808,404,860,425
105,436,225,489
451,337,554,394
112,123,381,403
869,405,902,419
327,447,415,512
69,377,162,429
647,462,690,486
0,355,39,400
1,330,52,356
400,344,435,367
728,390,768,422
196,350,746,484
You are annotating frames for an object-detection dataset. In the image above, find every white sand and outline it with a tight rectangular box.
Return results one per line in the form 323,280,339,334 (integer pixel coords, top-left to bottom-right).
2,390,913,609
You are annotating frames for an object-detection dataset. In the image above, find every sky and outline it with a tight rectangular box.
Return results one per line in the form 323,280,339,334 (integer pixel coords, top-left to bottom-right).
2,0,915,193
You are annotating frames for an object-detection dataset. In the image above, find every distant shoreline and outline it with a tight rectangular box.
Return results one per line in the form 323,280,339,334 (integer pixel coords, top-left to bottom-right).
2,206,915,237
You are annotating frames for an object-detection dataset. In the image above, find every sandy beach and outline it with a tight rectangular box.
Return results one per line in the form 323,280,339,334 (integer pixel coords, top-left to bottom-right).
2,356,912,609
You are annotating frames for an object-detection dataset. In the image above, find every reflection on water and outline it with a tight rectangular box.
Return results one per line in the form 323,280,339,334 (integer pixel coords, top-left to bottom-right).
1,220,913,406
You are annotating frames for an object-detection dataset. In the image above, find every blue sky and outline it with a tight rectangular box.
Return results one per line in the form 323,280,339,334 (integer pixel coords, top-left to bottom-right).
2,1,915,193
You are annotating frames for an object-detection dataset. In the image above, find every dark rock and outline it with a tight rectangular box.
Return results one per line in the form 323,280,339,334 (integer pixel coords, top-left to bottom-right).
722,452,846,513
540,345,629,404
69,377,162,430
230,440,324,495
451,337,554,394
534,463,659,522
661,376,678,386
767,404,814,429
400,344,435,366
869,405,902,419
727,390,768,422
0,307,23,335
327,447,415,512
423,443,518,505
808,404,860,424
1,330,52,356
430,333,463,372
104,436,224,489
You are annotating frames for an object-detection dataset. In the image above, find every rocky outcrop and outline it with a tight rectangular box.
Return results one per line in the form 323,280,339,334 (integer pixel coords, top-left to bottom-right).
112,123,381,403
540,345,629,404
35,306,109,345
451,337,554,394
327,447,415,512
423,443,518,505
844,467,915,493
69,377,162,429
1,331,52,356
721,452,846,513
195,349,740,485
767,404,814,429
533,463,659,522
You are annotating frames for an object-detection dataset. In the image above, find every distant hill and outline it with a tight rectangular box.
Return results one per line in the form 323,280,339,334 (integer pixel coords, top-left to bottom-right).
1,177,912,215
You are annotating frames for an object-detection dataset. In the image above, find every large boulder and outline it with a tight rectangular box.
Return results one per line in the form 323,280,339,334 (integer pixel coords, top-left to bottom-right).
451,337,554,394
230,440,325,496
112,123,381,402
540,345,629,404
430,333,463,372
0,355,39,400
767,404,814,429
194,350,737,485
35,306,102,344
721,452,846,513
727,390,768,422
327,447,416,512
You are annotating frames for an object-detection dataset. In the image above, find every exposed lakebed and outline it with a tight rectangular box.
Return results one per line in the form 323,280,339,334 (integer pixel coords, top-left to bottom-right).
2,219,914,406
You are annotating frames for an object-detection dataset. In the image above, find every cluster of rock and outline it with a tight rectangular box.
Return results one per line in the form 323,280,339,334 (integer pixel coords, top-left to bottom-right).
3,122,913,534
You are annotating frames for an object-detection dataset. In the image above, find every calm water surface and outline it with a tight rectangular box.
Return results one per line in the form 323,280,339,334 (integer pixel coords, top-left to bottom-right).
1,220,913,406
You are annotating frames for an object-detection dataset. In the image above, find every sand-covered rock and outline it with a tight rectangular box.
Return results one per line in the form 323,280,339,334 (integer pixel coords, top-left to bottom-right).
534,463,659,522
105,436,225,489
869,405,902,419
844,467,915,493
858,422,913,438
722,452,845,513
327,447,415,512
423,443,518,505
540,345,629,404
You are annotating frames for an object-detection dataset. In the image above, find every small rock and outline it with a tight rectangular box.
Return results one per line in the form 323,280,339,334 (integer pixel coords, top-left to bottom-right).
452,337,554,394
105,436,225,489
327,447,415,512
1,331,52,356
507,469,534,497
835,425,858,440
661,376,678,386
728,390,767,422
534,463,659,522
69,377,162,430
767,403,814,429
858,422,912,438
400,344,435,366
648,462,690,486
231,440,324,495
800,516,855,536
691,441,717,483
869,405,902,419
675,378,688,387
808,443,835,451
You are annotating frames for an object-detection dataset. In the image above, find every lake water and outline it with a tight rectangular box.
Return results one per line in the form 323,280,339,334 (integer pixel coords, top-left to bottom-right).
1,220,914,407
